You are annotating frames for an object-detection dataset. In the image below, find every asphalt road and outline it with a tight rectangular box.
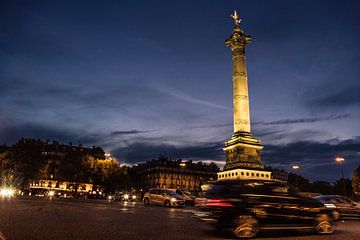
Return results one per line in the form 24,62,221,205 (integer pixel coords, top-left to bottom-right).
0,198,359,240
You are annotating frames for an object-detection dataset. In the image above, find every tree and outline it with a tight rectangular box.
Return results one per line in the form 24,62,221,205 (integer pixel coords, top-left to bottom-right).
3,138,48,188
288,173,309,192
308,181,332,195
352,166,360,200
84,157,130,193
0,151,15,186
333,178,352,197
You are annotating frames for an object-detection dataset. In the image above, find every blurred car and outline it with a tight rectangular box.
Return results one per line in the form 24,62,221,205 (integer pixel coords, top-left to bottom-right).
143,188,185,207
122,192,137,202
313,195,360,220
195,179,335,238
169,189,196,205
108,195,116,201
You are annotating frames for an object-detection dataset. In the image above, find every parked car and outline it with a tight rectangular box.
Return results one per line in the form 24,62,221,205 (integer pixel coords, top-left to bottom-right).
195,179,335,238
143,188,185,207
169,189,196,205
313,195,360,220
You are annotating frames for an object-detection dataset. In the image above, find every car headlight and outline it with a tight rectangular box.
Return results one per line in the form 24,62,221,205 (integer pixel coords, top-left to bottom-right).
324,203,336,208
48,191,55,197
0,188,14,197
171,197,177,202
124,194,129,199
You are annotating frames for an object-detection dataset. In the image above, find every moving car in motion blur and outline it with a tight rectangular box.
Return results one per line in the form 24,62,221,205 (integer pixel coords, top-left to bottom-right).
195,179,335,238
313,195,360,220
169,189,196,205
143,188,185,207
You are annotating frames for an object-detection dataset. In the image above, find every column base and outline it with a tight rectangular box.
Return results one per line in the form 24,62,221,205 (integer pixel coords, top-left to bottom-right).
217,168,272,181
223,131,264,171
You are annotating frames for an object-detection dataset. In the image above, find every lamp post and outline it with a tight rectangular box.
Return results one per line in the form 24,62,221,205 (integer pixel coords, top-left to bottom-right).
335,156,346,196
292,165,300,190
105,152,111,160
292,165,300,171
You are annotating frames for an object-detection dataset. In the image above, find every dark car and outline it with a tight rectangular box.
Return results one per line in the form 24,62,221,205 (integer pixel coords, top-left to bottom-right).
195,179,334,238
313,195,360,220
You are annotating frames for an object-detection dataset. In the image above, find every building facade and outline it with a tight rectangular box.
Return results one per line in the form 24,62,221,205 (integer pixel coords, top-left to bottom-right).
132,156,219,194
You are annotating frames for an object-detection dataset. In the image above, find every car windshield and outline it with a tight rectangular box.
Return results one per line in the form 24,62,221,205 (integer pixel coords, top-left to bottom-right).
163,190,176,195
183,191,192,195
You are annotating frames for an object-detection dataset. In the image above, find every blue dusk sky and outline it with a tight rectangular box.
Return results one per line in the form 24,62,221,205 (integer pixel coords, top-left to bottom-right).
1,0,359,182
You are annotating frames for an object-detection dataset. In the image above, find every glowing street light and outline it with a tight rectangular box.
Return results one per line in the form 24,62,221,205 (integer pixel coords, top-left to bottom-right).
292,165,300,170
335,157,345,164
335,156,346,196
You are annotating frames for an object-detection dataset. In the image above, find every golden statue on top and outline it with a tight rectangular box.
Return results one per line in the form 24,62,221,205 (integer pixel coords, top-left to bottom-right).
231,10,241,26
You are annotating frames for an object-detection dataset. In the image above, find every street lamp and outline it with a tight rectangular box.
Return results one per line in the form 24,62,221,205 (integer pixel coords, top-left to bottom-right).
292,165,300,170
105,152,112,160
335,156,346,196
292,165,300,190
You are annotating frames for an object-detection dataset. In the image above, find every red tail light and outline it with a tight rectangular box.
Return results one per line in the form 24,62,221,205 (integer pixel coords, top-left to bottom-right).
205,199,234,207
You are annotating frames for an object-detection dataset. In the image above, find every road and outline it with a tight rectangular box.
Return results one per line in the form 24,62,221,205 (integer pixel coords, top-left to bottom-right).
0,198,359,240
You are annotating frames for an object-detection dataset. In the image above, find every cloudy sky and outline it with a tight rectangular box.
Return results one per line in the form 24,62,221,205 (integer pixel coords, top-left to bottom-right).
1,0,359,182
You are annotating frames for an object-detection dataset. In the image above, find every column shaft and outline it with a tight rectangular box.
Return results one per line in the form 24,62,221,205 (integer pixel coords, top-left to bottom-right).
232,48,251,133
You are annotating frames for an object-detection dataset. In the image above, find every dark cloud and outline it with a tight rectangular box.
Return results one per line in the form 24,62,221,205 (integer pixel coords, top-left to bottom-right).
0,123,102,147
304,86,360,111
112,141,225,165
262,137,360,182
189,123,232,130
255,114,350,126
111,130,154,136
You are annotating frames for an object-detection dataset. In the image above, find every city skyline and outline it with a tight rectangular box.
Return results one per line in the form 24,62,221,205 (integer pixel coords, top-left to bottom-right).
1,0,359,182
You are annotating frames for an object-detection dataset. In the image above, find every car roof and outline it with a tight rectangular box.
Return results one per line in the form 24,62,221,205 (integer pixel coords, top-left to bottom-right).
314,195,341,199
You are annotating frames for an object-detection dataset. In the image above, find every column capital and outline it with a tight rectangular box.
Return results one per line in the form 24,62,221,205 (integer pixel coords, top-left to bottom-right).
225,27,251,52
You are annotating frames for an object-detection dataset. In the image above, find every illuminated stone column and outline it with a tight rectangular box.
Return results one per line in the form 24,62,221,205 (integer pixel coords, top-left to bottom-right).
225,27,252,134
222,13,266,172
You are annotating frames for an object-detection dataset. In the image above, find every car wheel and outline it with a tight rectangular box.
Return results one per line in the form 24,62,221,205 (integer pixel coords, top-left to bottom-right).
314,214,334,234
232,215,259,239
315,221,334,234
332,210,341,220
0,232,6,240
144,197,150,205
164,200,171,207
